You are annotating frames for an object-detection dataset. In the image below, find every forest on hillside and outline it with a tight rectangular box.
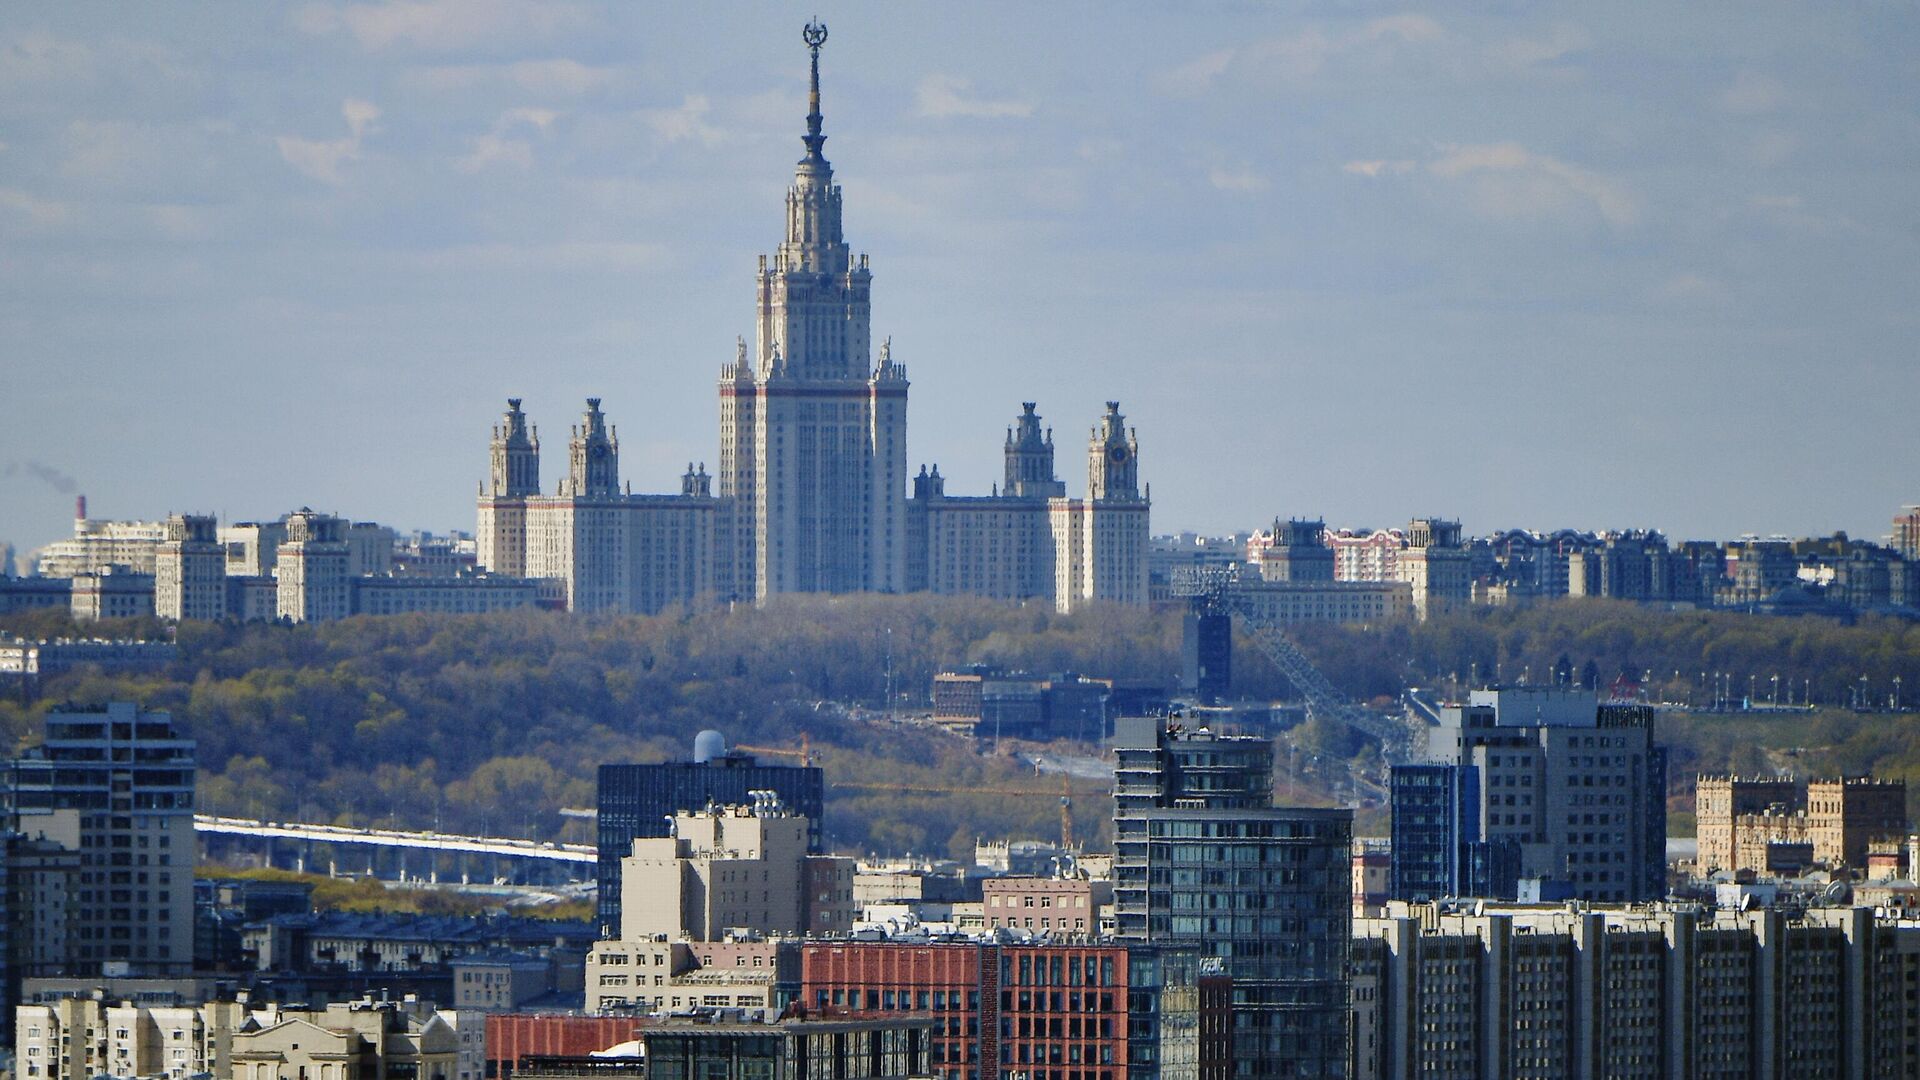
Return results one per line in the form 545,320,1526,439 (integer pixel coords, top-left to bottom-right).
5,596,1920,857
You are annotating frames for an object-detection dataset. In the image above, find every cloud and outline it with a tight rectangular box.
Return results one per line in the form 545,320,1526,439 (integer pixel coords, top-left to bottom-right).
457,107,560,173
1484,23,1590,73
408,240,668,272
1343,159,1415,178
1159,16,1447,95
294,1,588,52
1721,71,1785,115
0,188,71,226
276,98,380,184
915,74,1033,119
2,460,80,494
1208,167,1269,192
1426,142,1638,226
0,32,95,86
412,58,617,96
1343,142,1637,226
643,95,724,146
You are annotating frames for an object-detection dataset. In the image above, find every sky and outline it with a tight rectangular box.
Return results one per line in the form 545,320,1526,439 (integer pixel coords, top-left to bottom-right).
2,2,1917,564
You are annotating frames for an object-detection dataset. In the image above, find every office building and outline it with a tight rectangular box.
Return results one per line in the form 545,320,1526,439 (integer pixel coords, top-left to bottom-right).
640,1017,933,1080
595,732,826,933
607,800,847,943
2,703,196,975
1180,609,1231,704
800,939,1229,1080
154,514,225,621
1351,900,1920,1080
1389,687,1667,903
1111,717,1352,1079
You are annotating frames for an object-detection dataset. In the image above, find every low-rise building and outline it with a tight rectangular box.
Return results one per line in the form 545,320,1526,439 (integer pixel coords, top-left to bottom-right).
68,568,155,622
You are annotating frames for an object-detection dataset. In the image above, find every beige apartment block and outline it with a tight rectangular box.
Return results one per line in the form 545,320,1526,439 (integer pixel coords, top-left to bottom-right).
154,514,225,621
1352,901,1920,1080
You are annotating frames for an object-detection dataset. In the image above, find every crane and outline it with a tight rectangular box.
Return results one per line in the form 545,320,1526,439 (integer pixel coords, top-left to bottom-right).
1171,564,1425,771
831,778,1106,851
733,733,815,767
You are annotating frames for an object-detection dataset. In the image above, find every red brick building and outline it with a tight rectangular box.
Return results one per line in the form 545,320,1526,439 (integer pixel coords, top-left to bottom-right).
484,1015,641,1080
800,940,1224,1080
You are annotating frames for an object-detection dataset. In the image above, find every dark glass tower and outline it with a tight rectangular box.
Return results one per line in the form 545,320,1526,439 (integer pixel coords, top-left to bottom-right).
1111,717,1352,1079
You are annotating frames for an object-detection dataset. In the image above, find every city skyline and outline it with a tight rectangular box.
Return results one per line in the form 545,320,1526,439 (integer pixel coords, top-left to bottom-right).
4,4,1918,558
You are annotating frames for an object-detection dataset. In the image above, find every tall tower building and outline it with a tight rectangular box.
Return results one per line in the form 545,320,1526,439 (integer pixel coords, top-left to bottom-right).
3,702,196,976
1051,402,1150,610
476,398,539,579
719,22,907,603
1111,717,1352,1079
153,514,224,621
275,509,351,623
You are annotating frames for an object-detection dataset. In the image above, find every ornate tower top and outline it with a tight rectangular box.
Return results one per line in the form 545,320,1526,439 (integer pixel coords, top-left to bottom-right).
801,19,829,166
489,397,539,497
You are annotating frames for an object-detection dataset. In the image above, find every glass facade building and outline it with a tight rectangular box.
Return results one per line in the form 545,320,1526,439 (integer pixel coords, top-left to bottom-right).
1111,717,1352,1079
595,755,824,932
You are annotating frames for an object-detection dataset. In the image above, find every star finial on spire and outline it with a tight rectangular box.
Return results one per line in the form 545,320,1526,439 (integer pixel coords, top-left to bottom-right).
801,19,829,163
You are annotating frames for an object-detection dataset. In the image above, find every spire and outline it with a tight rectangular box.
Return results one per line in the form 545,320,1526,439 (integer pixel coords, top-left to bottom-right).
801,19,829,165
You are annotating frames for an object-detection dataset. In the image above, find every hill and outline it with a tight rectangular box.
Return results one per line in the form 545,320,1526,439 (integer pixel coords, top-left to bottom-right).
5,596,1918,856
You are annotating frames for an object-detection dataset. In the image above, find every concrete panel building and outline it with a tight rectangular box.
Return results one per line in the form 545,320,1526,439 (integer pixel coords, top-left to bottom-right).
1351,901,1920,1080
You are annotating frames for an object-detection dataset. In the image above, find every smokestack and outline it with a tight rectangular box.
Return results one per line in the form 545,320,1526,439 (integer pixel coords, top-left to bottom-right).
75,494,87,521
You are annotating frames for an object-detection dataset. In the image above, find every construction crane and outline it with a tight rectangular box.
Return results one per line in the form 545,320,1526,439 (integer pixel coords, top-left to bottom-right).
733,733,815,767
1171,564,1425,768
831,778,1106,851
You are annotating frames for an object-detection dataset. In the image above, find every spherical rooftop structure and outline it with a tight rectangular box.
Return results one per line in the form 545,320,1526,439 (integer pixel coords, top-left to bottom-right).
693,729,728,763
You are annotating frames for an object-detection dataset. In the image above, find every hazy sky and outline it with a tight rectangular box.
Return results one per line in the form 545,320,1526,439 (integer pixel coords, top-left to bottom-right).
3,2,1917,562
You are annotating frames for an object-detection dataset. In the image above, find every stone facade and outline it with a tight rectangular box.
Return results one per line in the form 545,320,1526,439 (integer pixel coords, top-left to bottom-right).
477,399,717,614
154,514,225,621
1695,775,1909,874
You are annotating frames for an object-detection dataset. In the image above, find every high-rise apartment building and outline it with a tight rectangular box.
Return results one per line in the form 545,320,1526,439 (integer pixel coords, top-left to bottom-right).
1395,518,1470,620
153,514,225,621
1389,687,1667,903
2,703,195,976
594,733,825,934
1352,901,1920,1080
275,509,352,622
1111,717,1351,1079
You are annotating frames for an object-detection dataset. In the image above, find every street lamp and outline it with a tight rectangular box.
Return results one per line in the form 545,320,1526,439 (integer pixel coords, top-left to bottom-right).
1770,673,1779,708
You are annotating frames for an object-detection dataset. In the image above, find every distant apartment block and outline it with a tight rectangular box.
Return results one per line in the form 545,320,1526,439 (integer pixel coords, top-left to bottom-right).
1390,687,1667,903
1696,774,1908,875
1353,901,1920,1080
2,703,196,975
